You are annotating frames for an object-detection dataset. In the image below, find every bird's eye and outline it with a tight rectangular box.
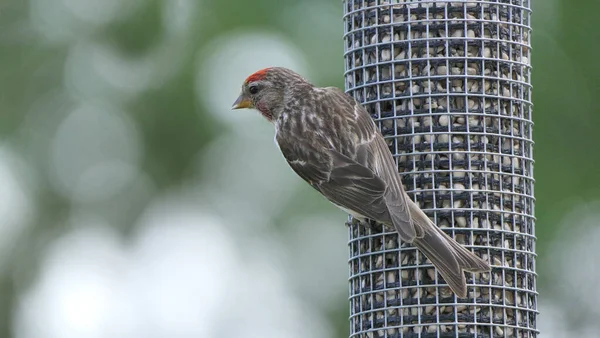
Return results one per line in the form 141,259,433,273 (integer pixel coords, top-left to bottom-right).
248,85,259,95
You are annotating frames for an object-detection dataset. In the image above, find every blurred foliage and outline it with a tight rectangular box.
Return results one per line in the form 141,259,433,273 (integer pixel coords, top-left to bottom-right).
531,1,600,253
0,0,598,337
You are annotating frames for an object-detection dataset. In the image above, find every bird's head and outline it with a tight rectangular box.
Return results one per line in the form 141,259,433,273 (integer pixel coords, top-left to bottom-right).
232,67,309,122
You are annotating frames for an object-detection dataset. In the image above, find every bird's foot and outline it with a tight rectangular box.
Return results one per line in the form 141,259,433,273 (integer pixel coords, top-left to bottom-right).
354,218,383,233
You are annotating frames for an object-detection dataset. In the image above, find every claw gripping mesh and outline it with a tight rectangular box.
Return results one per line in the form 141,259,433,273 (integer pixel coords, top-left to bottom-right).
343,1,537,337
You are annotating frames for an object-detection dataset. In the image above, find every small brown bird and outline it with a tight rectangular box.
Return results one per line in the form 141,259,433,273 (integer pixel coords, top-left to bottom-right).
232,67,490,297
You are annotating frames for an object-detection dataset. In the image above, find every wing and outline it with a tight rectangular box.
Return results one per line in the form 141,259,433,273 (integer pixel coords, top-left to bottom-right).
275,132,330,192
276,131,393,223
369,133,420,239
325,87,418,240
319,149,392,222
276,86,418,241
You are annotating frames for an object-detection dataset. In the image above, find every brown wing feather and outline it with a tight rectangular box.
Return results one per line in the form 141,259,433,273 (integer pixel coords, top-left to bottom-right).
370,134,419,240
275,132,330,190
325,87,417,240
318,149,392,223
277,130,394,222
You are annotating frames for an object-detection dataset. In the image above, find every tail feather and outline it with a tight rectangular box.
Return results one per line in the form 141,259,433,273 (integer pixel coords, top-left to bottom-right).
402,198,491,298
412,232,467,297
437,226,490,272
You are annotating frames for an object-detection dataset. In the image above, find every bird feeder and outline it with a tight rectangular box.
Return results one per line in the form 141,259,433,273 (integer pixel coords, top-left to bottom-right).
343,0,537,336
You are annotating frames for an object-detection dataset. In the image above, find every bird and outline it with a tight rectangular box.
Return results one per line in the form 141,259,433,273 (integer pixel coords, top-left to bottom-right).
232,66,490,297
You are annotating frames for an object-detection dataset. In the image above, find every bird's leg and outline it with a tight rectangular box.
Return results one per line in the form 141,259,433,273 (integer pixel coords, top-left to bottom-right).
365,219,384,233
346,216,360,228
349,216,383,234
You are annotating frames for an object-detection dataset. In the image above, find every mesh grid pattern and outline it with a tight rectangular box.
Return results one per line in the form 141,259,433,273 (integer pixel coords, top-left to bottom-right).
342,1,537,337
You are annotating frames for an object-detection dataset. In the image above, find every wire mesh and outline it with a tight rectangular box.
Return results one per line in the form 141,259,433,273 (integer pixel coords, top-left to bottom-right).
342,0,536,337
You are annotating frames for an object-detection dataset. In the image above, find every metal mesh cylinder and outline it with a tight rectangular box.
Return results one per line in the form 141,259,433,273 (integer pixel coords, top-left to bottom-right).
343,1,536,337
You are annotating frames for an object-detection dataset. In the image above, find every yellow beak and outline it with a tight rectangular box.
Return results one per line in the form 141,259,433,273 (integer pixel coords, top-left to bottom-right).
232,94,253,109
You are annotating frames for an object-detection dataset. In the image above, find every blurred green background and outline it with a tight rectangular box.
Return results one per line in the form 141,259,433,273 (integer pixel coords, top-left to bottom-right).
0,0,598,337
